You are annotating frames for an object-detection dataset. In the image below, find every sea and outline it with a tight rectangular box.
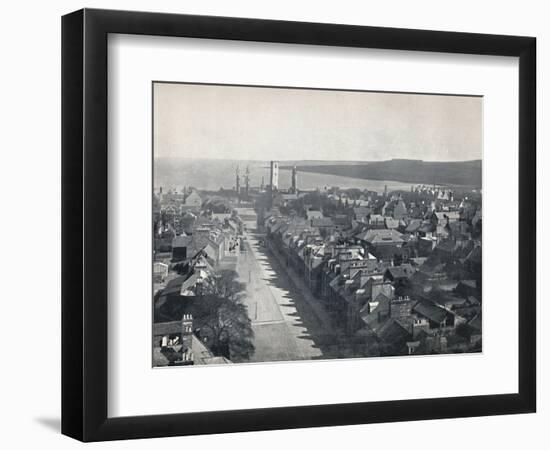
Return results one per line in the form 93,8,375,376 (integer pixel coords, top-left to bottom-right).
154,158,416,194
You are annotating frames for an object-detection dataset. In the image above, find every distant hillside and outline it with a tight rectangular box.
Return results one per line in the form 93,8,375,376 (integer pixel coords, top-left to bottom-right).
281,159,481,187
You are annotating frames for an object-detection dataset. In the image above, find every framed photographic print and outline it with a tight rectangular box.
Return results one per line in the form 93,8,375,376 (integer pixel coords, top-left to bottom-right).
62,8,536,442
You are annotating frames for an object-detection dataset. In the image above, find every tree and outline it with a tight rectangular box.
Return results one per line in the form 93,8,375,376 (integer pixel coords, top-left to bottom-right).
194,270,255,361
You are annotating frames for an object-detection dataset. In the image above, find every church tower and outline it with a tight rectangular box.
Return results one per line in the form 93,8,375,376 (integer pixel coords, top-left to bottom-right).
235,165,240,194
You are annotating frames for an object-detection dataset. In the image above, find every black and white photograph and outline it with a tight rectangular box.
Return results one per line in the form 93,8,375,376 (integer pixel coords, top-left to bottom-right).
0,0,543,446
152,82,483,367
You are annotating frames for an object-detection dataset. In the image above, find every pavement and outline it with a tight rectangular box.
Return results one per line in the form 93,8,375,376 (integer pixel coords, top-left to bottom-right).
234,208,341,363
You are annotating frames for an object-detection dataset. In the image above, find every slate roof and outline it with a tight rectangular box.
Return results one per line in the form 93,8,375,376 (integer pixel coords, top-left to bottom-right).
376,318,411,343
413,301,449,323
386,264,415,279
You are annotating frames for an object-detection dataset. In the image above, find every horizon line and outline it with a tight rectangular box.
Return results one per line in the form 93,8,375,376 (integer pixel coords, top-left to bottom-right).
153,156,482,164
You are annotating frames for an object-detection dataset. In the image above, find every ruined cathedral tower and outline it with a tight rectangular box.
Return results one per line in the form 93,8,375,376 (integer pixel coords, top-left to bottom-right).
270,161,279,191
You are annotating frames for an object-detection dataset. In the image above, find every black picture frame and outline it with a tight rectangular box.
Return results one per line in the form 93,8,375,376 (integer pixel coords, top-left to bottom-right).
61,8,536,442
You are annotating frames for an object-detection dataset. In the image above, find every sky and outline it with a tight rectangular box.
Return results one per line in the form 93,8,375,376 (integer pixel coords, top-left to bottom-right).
153,82,482,162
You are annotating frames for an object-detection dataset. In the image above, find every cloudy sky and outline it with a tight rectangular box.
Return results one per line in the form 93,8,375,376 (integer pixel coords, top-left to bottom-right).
153,82,482,162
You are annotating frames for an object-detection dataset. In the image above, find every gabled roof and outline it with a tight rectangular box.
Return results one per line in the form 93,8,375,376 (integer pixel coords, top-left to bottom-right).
376,318,411,343
386,264,415,279
413,301,449,323
361,274,384,288
179,272,202,295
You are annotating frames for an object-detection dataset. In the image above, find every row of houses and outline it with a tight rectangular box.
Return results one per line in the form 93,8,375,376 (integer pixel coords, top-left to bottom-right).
264,207,482,356
152,201,244,366
154,209,243,266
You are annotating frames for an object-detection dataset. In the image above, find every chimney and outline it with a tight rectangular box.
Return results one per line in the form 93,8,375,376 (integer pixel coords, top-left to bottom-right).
181,314,194,351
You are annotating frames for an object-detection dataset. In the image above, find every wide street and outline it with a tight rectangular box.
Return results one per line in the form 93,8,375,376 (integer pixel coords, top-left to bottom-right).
234,208,341,363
